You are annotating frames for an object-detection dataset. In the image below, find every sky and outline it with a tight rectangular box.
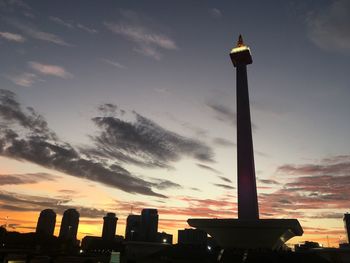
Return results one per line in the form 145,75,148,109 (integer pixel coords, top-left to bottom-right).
0,0,350,247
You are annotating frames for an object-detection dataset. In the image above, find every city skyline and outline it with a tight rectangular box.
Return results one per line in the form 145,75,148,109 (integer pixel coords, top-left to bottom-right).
0,0,350,246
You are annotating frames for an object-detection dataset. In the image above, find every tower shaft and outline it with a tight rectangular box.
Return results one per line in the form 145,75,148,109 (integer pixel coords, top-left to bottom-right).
236,64,259,220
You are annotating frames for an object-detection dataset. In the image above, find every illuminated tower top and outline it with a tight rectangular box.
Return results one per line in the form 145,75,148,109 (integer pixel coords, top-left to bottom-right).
230,34,253,67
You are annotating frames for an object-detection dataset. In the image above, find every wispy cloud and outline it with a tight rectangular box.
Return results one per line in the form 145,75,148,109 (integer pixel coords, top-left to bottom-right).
49,16,98,34
85,104,214,169
209,8,222,18
28,61,73,79
8,19,72,46
101,58,127,69
0,173,58,185
197,163,222,174
1,0,31,11
306,0,350,53
0,190,108,218
6,72,37,87
258,155,350,218
104,10,177,60
49,16,74,29
0,90,171,198
77,23,98,34
213,137,236,147
0,31,25,42
206,102,236,125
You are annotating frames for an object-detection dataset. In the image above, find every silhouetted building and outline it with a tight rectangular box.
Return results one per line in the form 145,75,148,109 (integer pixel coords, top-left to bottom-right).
36,209,56,236
344,213,350,243
295,241,321,251
125,214,141,241
140,208,158,242
59,208,79,240
178,228,207,246
156,231,173,244
102,212,118,241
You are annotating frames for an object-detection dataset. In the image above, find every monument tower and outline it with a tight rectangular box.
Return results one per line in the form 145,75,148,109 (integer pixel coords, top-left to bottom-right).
231,35,259,220
188,35,303,250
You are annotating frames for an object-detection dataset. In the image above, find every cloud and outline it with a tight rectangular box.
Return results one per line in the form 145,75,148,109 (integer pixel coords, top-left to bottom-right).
0,0,31,11
197,163,222,174
212,137,236,147
101,58,127,69
117,194,237,219
206,102,236,125
0,190,108,218
258,155,350,218
0,31,25,42
77,23,98,34
7,19,71,46
49,16,74,29
258,179,280,185
86,104,214,169
104,10,177,60
213,183,235,190
209,8,222,18
49,16,98,34
6,72,37,87
28,61,73,79
0,90,170,198
0,172,58,185
306,0,350,53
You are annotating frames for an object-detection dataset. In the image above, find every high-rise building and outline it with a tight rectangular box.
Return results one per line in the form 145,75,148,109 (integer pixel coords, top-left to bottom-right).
125,214,141,241
36,209,56,236
59,209,79,240
344,213,350,243
140,209,158,242
102,212,118,241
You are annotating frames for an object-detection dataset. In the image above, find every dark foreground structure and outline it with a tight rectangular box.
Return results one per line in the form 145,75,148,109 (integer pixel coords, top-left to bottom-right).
188,35,303,250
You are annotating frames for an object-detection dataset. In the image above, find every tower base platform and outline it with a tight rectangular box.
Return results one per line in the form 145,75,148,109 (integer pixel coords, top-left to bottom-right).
187,218,303,250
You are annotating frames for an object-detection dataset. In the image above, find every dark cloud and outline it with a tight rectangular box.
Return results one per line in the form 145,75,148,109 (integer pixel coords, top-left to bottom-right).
213,183,235,190
0,89,170,198
151,179,181,190
0,172,58,185
0,190,108,218
213,137,236,147
86,105,214,169
258,179,280,185
278,156,350,176
259,156,350,217
206,102,235,125
196,163,221,174
218,176,233,184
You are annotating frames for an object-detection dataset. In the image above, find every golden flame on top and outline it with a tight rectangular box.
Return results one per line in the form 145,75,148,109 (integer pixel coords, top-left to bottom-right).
231,34,250,54
237,34,244,47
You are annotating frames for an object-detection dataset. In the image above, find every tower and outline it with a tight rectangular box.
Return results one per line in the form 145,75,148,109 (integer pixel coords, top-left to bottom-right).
59,208,79,240
344,213,350,243
140,208,158,242
125,214,141,241
230,35,259,220
102,212,118,241
36,209,56,236
187,35,303,250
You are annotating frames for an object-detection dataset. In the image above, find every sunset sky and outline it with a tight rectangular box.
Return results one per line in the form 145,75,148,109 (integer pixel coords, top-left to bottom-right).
0,0,350,247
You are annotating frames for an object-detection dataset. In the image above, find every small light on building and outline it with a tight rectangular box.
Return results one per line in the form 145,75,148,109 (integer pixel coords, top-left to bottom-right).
79,249,83,254
163,238,167,243
207,245,212,251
